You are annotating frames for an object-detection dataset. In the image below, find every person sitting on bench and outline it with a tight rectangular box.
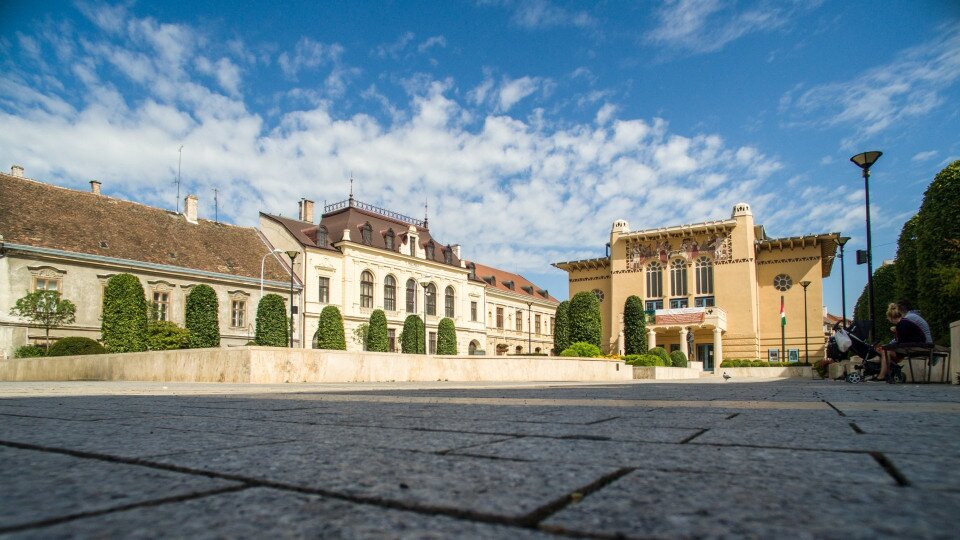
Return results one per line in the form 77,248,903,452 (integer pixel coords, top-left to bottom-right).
876,299,932,381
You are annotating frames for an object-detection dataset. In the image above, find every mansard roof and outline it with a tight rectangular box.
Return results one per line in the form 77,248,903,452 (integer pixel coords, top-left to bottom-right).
467,261,558,304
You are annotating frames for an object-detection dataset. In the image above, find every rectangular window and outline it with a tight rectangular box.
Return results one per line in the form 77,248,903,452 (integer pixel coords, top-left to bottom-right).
694,296,715,308
388,329,396,352
34,277,60,291
410,241,416,257
406,281,416,313
153,292,169,321
535,314,541,334
318,277,330,303
645,300,663,311
496,307,504,329
231,300,246,327
471,301,478,322
428,331,437,354
669,298,689,309
515,310,523,332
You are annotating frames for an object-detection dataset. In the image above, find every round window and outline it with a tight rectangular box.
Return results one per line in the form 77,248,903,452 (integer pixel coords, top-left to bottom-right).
773,274,793,292
592,288,605,302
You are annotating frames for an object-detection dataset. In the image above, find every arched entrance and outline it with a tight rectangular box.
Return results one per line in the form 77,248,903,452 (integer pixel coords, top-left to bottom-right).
468,340,480,355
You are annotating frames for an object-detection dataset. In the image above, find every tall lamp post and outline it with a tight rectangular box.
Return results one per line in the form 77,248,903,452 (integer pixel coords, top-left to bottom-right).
285,250,299,348
526,301,532,355
837,236,850,328
799,280,811,364
259,248,284,304
421,281,430,354
850,151,882,342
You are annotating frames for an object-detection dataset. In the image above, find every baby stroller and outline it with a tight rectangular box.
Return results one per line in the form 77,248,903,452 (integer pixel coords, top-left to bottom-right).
828,321,906,384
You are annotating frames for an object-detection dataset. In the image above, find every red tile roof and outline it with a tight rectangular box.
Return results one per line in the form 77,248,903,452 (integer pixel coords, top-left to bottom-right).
467,261,558,304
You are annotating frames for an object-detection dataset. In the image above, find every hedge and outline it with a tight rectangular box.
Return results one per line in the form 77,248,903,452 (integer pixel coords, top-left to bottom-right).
559,341,602,358
624,354,669,367
400,315,425,354
185,285,220,348
719,359,791,368
47,337,106,356
316,306,346,350
915,160,960,343
255,294,288,346
14,345,46,358
366,310,389,352
669,350,688,367
437,317,457,355
148,321,190,350
895,215,919,303
852,264,898,343
101,274,149,352
568,291,601,347
553,300,570,353
623,295,647,355
649,346,670,364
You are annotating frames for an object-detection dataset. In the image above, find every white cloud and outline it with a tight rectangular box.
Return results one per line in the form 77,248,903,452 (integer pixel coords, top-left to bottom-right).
196,57,242,96
911,150,938,162
501,0,593,30
278,38,343,78
497,76,542,112
373,31,415,59
417,35,447,53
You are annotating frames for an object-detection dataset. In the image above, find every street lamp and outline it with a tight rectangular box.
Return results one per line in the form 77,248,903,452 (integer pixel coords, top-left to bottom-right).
260,249,284,304
420,281,431,354
837,236,850,328
526,301,532,355
799,280,811,364
850,151,882,342
285,250,299,348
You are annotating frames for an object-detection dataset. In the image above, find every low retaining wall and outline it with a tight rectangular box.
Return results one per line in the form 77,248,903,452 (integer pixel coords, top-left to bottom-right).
714,366,812,378
0,347,633,384
631,366,702,380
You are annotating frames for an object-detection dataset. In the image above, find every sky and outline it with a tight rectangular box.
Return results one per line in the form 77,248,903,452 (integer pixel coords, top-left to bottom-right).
2,0,959,316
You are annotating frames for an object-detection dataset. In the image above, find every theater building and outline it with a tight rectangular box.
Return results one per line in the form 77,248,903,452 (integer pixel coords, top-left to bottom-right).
553,203,839,368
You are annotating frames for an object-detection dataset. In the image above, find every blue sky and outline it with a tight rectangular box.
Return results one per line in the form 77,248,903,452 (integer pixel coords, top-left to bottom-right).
2,0,959,316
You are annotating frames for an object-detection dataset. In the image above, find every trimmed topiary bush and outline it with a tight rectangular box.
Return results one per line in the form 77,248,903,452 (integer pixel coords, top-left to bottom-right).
148,321,190,350
553,300,570,354
649,346,669,364
185,285,220,348
669,350,688,367
366,310,389,352
437,317,457,355
255,294,288,346
400,315,425,354
14,345,45,358
316,306,346,350
853,264,898,343
624,353,668,367
915,160,960,343
101,273,149,352
895,215,919,302
47,336,106,356
623,295,647,355
560,341,602,358
568,291,601,347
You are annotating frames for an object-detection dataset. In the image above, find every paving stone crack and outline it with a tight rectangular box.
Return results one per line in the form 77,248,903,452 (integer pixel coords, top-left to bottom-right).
822,400,847,416
679,428,708,444
522,467,635,528
870,451,911,487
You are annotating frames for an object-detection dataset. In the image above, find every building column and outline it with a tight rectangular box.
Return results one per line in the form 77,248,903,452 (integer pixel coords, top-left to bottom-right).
647,328,656,349
679,327,689,358
713,327,723,365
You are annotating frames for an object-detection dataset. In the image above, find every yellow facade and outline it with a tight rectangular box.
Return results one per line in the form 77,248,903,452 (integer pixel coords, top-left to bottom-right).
554,203,838,367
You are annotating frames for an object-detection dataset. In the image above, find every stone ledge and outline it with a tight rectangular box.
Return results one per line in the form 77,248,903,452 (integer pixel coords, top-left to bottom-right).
713,366,812,378
631,366,702,380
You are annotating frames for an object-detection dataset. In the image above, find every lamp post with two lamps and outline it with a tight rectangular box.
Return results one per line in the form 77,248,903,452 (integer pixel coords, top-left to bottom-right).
285,250,299,348
850,151,882,342
799,280,811,364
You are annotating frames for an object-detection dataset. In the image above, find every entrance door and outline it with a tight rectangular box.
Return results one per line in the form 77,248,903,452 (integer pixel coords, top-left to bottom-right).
697,344,715,370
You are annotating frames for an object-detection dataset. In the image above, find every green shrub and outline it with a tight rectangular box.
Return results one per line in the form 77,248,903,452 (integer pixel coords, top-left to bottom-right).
101,274,149,352
553,300,570,353
255,294,288,346
185,285,220,348
669,350,688,367
649,347,669,363
750,360,766,367
916,160,960,343
624,354,668,366
14,345,45,358
852,264,898,343
316,306,346,350
148,321,190,350
568,291,601,347
400,315,425,354
437,317,457,355
47,337,106,356
366,310,389,352
623,295,647,355
560,341,602,358
895,215,919,302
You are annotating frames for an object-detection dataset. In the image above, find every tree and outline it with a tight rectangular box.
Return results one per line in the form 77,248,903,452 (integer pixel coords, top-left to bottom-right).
254,294,288,346
101,274,148,352
895,215,919,302
568,291,601,347
400,315,425,354
553,300,570,354
352,323,369,349
366,310,389,352
185,284,220,348
437,317,457,355
853,264,898,343
623,295,647,355
915,160,960,342
316,306,346,350
9,290,77,353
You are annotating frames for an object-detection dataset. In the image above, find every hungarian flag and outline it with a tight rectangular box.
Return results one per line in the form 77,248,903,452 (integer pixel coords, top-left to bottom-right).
780,296,786,327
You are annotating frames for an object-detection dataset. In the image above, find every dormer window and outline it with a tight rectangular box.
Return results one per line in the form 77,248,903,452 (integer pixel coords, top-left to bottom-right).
318,226,328,247
503,280,515,290
468,263,476,280
443,248,452,265
361,222,372,245
425,242,435,260
385,229,395,251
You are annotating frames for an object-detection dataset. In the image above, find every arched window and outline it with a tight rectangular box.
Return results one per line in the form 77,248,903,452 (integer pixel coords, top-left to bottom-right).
385,229,395,251
444,286,455,317
406,279,416,312
384,275,397,311
361,222,372,245
360,270,374,308
515,345,523,354
468,340,479,355
670,259,688,296
425,242,435,260
425,283,437,315
646,262,663,298
695,256,714,295
317,226,328,247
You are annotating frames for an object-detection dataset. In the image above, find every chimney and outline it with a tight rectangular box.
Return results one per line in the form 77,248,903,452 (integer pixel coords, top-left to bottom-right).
184,194,198,224
298,199,314,222
90,180,101,195
450,244,461,259
11,165,24,177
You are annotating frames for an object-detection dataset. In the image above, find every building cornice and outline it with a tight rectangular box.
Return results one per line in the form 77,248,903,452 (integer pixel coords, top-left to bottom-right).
552,257,611,272
336,240,469,275
618,219,737,240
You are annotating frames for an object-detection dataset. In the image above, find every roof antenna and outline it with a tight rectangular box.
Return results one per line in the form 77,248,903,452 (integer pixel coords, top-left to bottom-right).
174,145,184,212
348,173,354,207
212,187,219,223
424,197,429,228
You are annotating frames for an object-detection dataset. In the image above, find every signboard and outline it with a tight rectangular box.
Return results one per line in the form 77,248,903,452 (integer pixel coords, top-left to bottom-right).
767,349,780,363
788,349,800,363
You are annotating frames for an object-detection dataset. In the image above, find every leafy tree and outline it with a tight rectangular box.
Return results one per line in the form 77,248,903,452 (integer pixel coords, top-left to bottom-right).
254,294,288,346
915,160,960,343
352,322,369,349
623,295,647,355
568,291,601,348
185,285,220,348
852,263,898,343
437,317,457,355
148,321,191,350
101,274,149,352
400,315,425,354
895,215,919,302
316,305,346,350
559,341,602,358
48,337,106,356
553,300,570,354
9,290,76,353
366,310,389,352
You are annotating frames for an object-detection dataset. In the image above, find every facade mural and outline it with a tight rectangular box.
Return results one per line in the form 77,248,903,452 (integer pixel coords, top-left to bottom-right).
625,233,732,271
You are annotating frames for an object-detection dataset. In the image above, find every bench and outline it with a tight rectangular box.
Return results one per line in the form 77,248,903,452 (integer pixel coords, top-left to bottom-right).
885,343,951,383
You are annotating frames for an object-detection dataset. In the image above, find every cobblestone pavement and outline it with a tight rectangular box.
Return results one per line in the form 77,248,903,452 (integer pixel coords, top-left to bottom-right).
1,379,958,539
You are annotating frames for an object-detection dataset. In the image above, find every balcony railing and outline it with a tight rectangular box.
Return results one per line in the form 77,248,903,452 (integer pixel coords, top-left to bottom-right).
650,306,727,328
324,198,426,228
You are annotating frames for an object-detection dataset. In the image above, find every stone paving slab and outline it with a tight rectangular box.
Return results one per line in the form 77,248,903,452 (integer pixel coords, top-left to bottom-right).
0,446,239,532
